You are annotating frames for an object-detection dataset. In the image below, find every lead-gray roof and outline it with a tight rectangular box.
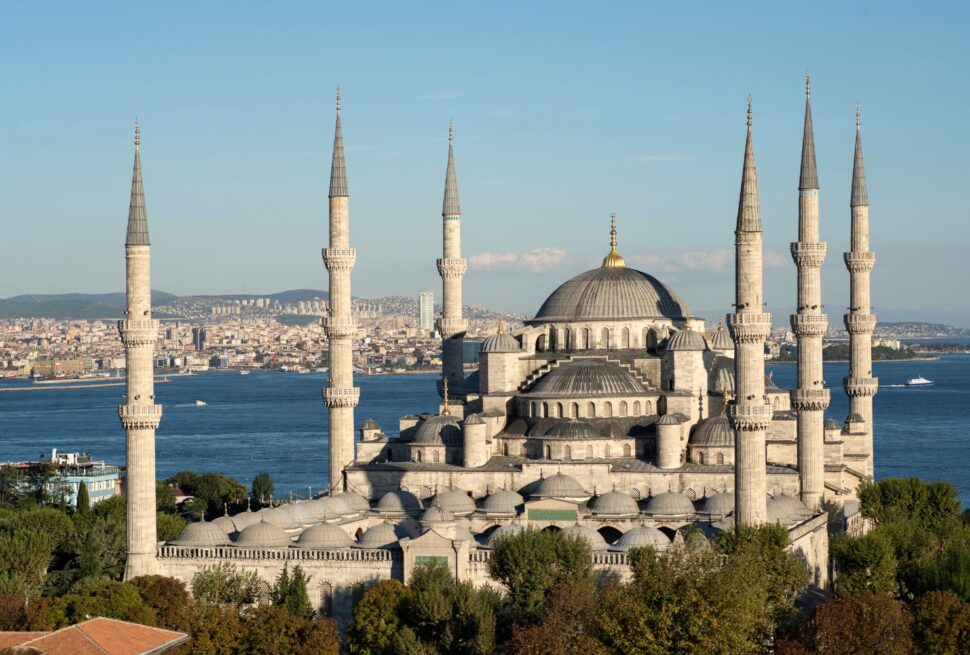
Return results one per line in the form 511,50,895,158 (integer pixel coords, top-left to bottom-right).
799,83,819,190
737,101,762,233
689,416,735,448
612,526,670,552
563,524,608,551
851,111,868,207
235,520,292,548
532,266,690,322
644,492,696,517
442,124,461,216
480,331,521,353
528,359,646,398
541,419,605,440
413,414,462,446
533,473,587,499
666,328,707,352
329,94,348,198
169,520,230,547
125,124,150,246
589,491,639,517
294,523,354,549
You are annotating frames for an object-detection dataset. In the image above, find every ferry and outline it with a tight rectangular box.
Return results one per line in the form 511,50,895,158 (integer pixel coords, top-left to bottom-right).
194,400,208,407
906,376,933,387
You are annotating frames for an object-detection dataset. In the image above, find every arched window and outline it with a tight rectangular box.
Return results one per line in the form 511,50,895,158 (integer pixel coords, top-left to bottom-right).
603,402,613,418
605,444,612,458
319,582,334,617
531,401,538,418
433,451,440,464
564,328,572,350
645,400,654,415
564,446,572,460
417,451,423,463
587,402,596,418
646,328,658,350
579,328,589,350
623,444,632,457
601,328,611,349
621,327,630,349
619,401,628,417
541,403,549,418
698,452,705,465
633,401,641,415
386,449,393,462
716,452,725,465
571,402,580,418
545,445,552,459
503,443,510,456
555,402,564,418
586,445,593,459
536,335,546,352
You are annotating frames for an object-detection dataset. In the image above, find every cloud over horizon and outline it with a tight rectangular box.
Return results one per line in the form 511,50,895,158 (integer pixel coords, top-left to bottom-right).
469,247,568,273
628,249,787,274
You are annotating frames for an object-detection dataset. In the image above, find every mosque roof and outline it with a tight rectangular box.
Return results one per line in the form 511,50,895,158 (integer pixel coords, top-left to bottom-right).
767,495,812,525
707,323,734,351
533,473,588,499
294,523,354,549
309,495,351,520
541,419,606,440
169,521,230,547
229,510,260,532
432,489,476,515
644,492,696,517
666,327,707,352
689,416,735,448
699,492,735,517
528,359,646,398
481,330,522,353
335,492,371,513
355,522,406,549
483,523,525,548
420,506,456,525
563,524,608,551
589,491,639,517
612,526,671,552
413,414,462,446
373,490,423,516
210,515,236,535
480,489,524,515
235,520,292,548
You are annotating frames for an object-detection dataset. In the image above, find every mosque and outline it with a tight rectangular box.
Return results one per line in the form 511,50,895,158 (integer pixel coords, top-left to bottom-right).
119,81,878,622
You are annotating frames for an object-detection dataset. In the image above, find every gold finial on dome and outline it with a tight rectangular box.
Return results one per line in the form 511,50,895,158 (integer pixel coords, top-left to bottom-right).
441,377,450,416
601,212,626,268
497,322,505,335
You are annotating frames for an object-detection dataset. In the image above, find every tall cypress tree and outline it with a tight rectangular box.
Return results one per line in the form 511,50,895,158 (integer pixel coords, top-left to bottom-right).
76,481,90,514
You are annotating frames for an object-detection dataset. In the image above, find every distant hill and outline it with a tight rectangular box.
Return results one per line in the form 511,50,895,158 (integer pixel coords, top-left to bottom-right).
0,291,177,319
178,289,329,304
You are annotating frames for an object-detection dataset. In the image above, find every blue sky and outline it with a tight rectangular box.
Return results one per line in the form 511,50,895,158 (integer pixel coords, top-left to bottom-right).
1,1,968,323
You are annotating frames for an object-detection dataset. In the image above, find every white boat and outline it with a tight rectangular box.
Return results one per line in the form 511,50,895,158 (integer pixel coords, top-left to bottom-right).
906,376,933,387
194,400,207,406
239,370,250,376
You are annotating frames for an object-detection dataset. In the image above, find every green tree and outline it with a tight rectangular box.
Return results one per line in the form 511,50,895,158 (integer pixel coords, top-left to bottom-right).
405,561,497,655
156,511,187,542
271,564,314,620
185,604,243,655
796,592,915,655
75,482,89,515
252,472,274,504
860,478,962,535
912,590,970,655
191,562,262,610
168,471,247,520
156,482,178,514
239,604,339,655
0,525,54,600
831,530,898,596
508,581,608,655
45,577,156,628
488,527,593,624
130,575,196,632
346,579,420,655
916,540,970,601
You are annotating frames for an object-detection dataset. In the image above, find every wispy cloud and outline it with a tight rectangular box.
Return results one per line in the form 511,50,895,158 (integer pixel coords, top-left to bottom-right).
629,249,787,274
469,248,568,273
630,154,693,162
418,90,470,101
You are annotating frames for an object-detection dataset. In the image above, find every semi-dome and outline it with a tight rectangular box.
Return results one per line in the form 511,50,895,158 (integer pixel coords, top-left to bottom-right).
699,492,735,517
169,521,230,547
235,520,292,548
689,416,735,448
294,523,354,549
532,267,690,323
563,524,608,551
481,330,521,353
533,473,588,499
355,522,406,549
483,523,525,548
529,359,646,398
709,357,782,396
644,492,696,518
666,327,707,352
373,490,423,516
589,491,639,517
480,489,524,515
707,323,734,351
612,526,671,552
542,419,605,440
433,490,476,516
413,414,462,446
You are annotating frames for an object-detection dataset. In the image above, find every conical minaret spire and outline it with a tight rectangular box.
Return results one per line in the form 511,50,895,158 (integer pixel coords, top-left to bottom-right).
843,106,878,477
322,89,359,491
118,120,162,578
791,77,830,511
728,98,771,525
437,122,468,403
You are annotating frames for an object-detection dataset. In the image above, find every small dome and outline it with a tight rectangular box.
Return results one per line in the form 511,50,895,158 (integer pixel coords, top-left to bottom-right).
656,414,682,426
309,495,350,520
355,522,406,549
483,523,525,548
374,490,422,517
533,473,587,499
287,502,315,526
767,495,811,525
169,521,229,547
362,418,380,430
210,515,236,535
235,520,292,548
689,416,735,448
421,506,456,525
707,323,734,351
644,492,695,518
257,507,292,527
480,490,524,515
824,419,840,430
230,510,260,532
335,492,370,513
413,414,462,446
666,328,706,352
464,413,485,426
563,524,608,551
453,526,475,542
433,490,476,516
699,492,735,517
294,523,354,549
529,359,645,398
711,357,736,393
481,331,522,353
542,419,604,440
612,526,671,552
589,491,639,517
847,413,865,423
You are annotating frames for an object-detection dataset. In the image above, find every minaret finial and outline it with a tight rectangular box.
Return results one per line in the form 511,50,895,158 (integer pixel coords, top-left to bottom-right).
336,87,341,113
441,376,450,415
134,118,140,148
856,103,861,128
806,73,811,97
602,213,626,268
747,96,752,128
449,120,454,144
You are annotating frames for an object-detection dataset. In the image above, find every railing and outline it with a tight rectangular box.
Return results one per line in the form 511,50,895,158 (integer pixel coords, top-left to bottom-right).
158,545,401,562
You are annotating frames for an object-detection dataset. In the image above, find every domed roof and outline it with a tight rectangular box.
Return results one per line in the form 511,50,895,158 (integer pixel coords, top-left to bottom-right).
563,524,608,551
373,490,423,516
335,492,370,513
481,331,521,353
258,507,293,528
699,492,735,517
421,506,456,525
294,523,354,549
533,266,690,323
707,323,734,351
483,523,525,548
433,490,476,516
689,416,735,448
287,502,315,526
709,357,779,395
413,414,462,446
309,495,351,520
824,419,840,430
235,520,292,548
542,419,605,440
453,526,475,542
230,510,260,532
480,489,524,515
656,414,682,426
169,521,230,547
666,327,707,352
644,492,696,517
529,359,645,398
589,491,640,517
533,473,588,499
767,495,812,525
355,522,406,549
210,515,237,535
612,526,671,552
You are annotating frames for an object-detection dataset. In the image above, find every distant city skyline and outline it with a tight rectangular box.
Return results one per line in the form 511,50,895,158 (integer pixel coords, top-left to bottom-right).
1,1,968,324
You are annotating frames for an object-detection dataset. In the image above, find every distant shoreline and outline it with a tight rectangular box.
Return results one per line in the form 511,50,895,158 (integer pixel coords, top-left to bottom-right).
769,356,940,364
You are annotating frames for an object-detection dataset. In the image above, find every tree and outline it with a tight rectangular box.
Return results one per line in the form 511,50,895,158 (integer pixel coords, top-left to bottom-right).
912,590,970,655
239,604,339,655
185,604,243,655
860,478,962,536
830,530,898,596
0,525,54,600
130,575,195,632
916,540,970,601
796,592,915,655
508,581,608,655
156,512,187,542
252,472,274,504
75,482,89,515
168,471,247,520
270,564,314,620
156,482,178,514
191,562,262,610
45,578,156,628
346,579,419,655
488,527,593,624
405,561,497,655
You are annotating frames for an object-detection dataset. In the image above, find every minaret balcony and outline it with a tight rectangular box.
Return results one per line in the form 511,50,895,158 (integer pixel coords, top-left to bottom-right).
728,403,772,431
322,247,357,271
843,376,879,397
726,312,771,343
844,251,876,272
117,319,160,347
790,242,827,267
118,403,162,430
790,388,831,411
436,317,468,339
322,316,358,340
436,257,468,278
790,314,828,337
843,313,877,334
323,386,360,408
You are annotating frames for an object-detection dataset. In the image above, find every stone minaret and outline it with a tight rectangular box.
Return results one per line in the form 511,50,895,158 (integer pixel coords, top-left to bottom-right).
728,100,772,525
791,78,830,511
322,91,359,492
118,121,161,579
436,123,468,397
843,106,878,477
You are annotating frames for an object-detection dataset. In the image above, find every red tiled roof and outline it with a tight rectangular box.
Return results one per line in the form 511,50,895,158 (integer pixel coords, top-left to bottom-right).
0,617,188,655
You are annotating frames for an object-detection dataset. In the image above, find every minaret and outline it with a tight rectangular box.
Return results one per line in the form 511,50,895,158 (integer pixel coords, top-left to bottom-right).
843,106,878,477
728,99,772,525
790,77,830,511
118,120,161,579
322,90,359,491
436,122,468,398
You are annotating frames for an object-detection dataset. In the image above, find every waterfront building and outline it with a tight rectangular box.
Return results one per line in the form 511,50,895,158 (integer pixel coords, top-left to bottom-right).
419,291,434,335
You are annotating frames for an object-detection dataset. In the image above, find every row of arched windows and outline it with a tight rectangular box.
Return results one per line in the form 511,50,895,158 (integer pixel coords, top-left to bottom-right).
537,326,668,352
541,443,632,460
528,399,655,418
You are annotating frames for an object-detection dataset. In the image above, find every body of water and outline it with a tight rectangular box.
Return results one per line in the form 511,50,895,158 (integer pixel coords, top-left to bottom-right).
1,355,968,505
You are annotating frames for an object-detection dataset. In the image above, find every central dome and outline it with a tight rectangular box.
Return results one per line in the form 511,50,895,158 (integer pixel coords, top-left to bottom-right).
532,267,690,323
529,359,646,397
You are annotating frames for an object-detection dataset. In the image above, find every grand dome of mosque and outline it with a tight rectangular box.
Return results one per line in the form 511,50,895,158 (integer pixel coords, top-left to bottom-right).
528,359,647,398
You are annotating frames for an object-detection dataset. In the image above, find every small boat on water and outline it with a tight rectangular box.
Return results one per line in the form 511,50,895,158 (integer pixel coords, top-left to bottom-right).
194,400,207,406
239,370,250,376
906,376,933,387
